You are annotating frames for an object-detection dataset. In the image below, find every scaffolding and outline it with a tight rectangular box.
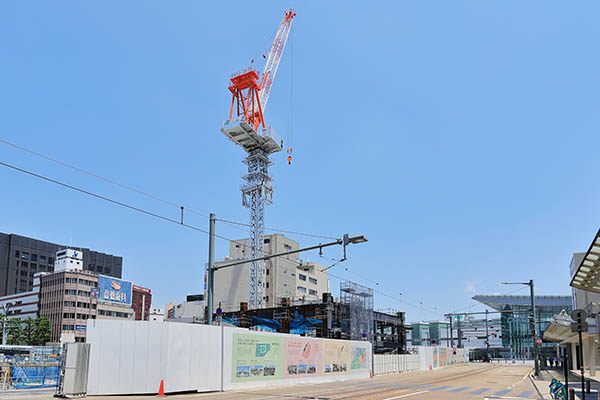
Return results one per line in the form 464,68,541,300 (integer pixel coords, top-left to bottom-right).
340,280,374,342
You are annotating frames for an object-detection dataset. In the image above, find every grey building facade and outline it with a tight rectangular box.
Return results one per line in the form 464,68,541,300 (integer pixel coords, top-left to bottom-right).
0,233,122,296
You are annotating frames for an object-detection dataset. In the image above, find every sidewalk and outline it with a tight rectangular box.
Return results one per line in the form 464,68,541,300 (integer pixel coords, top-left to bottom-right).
530,368,600,399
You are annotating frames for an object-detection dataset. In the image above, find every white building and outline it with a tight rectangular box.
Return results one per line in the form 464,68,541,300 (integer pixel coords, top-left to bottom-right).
166,295,205,323
54,249,84,272
211,234,330,312
149,307,164,322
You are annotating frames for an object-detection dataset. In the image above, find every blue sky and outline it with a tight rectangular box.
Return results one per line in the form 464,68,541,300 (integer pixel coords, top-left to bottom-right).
1,2,599,322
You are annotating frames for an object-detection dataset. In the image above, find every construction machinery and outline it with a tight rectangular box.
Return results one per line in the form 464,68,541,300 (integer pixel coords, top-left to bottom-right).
220,9,296,310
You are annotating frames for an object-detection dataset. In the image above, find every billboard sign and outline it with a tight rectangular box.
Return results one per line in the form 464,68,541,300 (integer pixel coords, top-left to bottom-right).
98,275,132,305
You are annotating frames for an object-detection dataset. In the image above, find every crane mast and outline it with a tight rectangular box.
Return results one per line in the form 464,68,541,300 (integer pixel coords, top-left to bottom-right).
219,9,296,310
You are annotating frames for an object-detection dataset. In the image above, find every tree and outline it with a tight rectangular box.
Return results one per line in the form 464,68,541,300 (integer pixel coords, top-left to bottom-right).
33,317,51,345
7,319,25,345
5,317,51,345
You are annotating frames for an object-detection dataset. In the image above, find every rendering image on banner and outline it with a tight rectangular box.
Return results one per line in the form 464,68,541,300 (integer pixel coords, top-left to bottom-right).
284,337,322,378
323,341,349,374
350,344,369,370
97,275,132,305
232,333,284,382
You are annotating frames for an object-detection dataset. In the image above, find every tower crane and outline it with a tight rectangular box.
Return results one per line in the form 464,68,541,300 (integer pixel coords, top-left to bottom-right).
220,9,296,310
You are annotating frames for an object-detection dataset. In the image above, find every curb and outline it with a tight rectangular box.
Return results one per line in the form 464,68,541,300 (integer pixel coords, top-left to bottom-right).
528,373,547,400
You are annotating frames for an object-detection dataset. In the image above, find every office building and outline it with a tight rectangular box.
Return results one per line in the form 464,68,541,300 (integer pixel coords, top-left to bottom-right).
132,285,152,320
212,234,330,312
0,233,123,296
472,294,572,359
0,248,134,343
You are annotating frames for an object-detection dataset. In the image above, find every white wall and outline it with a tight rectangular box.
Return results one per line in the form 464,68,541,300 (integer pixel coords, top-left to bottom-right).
86,320,372,395
86,320,221,395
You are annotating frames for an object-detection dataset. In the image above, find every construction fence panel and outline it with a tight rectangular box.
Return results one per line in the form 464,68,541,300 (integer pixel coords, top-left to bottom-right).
373,347,469,376
373,354,419,375
86,320,372,395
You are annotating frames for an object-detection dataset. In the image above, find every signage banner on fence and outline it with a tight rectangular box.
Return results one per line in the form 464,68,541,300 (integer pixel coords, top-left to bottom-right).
232,333,284,382
232,334,371,383
283,337,322,377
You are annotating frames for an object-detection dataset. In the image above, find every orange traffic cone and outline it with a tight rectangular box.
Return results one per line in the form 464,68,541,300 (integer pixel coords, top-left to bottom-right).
157,379,165,397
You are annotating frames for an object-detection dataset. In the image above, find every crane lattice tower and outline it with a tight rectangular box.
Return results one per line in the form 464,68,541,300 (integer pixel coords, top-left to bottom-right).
220,9,296,309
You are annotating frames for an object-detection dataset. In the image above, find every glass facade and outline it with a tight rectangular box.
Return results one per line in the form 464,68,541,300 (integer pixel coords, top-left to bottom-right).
473,295,572,359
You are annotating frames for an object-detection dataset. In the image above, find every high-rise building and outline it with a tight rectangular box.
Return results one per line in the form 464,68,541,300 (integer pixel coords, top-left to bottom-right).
132,285,152,320
212,234,330,312
0,233,123,296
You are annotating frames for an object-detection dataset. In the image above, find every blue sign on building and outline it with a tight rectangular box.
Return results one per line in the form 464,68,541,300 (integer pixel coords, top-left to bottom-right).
98,275,132,305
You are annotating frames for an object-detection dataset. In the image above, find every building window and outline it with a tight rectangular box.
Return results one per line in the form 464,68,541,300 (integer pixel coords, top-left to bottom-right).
31,254,37,261
30,263,37,270
309,277,317,285
266,282,269,288
266,269,269,275
63,313,75,319
284,244,292,250
297,286,306,293
264,238,270,244
299,274,306,281
62,325,75,331
64,301,76,307
21,252,29,260
65,289,77,296
21,262,28,268
15,251,19,258
20,271,28,277
40,255,46,261
104,267,110,274
48,257,53,264
266,296,269,302
15,260,19,267
309,289,317,296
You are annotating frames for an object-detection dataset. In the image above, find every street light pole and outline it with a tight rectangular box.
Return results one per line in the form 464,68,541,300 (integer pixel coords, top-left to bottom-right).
500,280,539,376
207,213,216,326
1,303,14,345
207,233,367,317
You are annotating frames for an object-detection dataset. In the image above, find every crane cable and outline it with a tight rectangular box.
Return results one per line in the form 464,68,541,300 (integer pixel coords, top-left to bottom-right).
286,27,294,166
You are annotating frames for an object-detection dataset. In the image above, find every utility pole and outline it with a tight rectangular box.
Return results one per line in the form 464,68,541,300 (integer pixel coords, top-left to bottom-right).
207,213,216,325
500,280,539,376
485,309,489,360
449,316,454,347
529,280,539,376
1,303,14,345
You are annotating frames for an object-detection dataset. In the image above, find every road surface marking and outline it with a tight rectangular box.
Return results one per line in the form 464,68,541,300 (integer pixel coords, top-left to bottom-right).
516,391,533,397
494,389,511,396
382,390,430,399
472,388,491,394
449,386,470,392
429,386,451,391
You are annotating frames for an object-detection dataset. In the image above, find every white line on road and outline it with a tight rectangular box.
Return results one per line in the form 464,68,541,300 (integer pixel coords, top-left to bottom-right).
381,390,430,400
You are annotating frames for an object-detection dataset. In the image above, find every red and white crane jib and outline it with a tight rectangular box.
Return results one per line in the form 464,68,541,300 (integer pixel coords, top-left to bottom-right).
258,9,296,115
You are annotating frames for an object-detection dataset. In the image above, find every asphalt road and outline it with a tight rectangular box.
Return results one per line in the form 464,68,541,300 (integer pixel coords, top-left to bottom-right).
0,364,540,400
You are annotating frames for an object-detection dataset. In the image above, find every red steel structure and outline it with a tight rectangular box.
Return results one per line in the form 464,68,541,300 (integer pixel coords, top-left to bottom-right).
227,9,296,132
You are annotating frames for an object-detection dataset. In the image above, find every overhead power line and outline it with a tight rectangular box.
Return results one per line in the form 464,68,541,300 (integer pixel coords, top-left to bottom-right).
0,138,210,218
217,218,337,240
0,159,344,272
0,138,333,243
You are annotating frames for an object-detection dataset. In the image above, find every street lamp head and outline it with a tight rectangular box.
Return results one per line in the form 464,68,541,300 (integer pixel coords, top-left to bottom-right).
348,235,368,244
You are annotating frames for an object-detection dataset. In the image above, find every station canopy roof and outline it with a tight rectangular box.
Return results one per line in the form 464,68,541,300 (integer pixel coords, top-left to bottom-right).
472,295,572,311
570,229,600,294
